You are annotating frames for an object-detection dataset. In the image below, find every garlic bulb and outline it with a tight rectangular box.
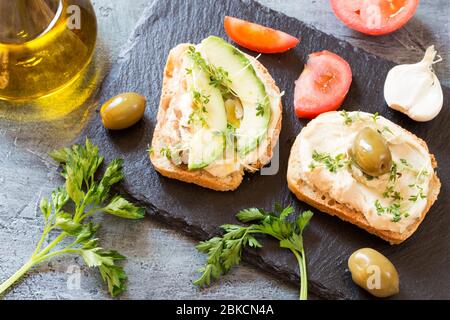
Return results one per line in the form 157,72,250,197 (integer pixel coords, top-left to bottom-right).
384,46,443,122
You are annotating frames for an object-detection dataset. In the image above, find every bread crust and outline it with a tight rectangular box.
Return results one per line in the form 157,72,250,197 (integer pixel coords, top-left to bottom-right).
287,115,441,244
150,43,282,191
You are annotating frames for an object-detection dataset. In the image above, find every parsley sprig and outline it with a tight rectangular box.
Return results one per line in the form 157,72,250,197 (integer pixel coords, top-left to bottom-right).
160,147,172,160
389,162,401,183
194,205,313,300
256,102,265,117
0,139,145,297
376,159,430,222
187,46,235,97
408,184,427,202
383,186,403,201
377,126,394,136
310,150,351,173
189,90,210,127
374,200,409,222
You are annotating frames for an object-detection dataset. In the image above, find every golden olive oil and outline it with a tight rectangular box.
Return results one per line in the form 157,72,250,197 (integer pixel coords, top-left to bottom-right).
0,0,97,101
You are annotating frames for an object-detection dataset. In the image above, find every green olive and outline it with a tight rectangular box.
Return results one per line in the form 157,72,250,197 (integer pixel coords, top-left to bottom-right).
348,248,399,298
100,93,146,130
352,127,392,177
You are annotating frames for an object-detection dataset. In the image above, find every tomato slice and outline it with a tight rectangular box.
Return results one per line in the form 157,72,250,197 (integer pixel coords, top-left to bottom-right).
294,51,352,119
331,0,419,36
224,16,300,54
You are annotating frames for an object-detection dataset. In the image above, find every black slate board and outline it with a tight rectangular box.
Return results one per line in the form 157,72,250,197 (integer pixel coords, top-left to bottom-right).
79,0,450,299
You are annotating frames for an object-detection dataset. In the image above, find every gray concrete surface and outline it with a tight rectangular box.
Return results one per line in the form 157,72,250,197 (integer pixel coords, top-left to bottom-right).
0,0,448,300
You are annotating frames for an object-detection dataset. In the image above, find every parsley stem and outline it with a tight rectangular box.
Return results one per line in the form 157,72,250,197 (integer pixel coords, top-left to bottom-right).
32,226,51,257
77,206,100,222
74,201,88,223
253,229,309,300
292,249,308,300
33,232,67,259
0,259,35,296
32,248,81,265
0,247,82,296
300,248,308,300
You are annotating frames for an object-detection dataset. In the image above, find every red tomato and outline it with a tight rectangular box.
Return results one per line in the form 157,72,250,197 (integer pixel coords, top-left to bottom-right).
331,0,419,36
224,16,300,54
294,51,352,119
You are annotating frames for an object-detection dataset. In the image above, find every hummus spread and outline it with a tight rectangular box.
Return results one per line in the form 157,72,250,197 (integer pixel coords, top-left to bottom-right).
297,111,433,233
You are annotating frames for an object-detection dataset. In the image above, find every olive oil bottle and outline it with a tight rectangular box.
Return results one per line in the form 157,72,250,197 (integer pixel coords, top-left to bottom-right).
0,0,97,101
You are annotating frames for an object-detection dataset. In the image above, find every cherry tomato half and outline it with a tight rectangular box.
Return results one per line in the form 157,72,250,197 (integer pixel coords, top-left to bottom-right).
294,51,352,119
331,0,419,36
224,16,300,54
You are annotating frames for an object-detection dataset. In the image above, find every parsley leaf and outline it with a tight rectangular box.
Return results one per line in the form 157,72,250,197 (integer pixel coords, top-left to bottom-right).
256,102,265,117
99,263,128,297
102,196,145,219
372,112,380,123
81,248,128,297
382,186,403,201
340,110,353,125
374,200,408,222
375,200,385,215
400,159,410,167
389,162,401,183
147,146,154,156
408,184,427,202
160,147,172,160
377,126,393,136
55,212,83,235
189,90,210,127
235,208,265,223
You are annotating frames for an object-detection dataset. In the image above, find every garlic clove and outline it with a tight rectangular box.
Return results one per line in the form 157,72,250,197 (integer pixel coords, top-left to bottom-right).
384,46,443,122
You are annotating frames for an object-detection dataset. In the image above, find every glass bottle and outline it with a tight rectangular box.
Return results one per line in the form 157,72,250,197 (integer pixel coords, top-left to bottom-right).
0,0,97,101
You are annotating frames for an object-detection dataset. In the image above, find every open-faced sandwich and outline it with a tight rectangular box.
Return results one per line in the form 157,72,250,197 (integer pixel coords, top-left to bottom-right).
287,111,441,244
150,36,282,191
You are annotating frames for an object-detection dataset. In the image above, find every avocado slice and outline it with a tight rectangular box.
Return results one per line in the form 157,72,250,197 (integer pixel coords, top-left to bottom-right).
199,36,271,156
185,52,227,170
188,128,225,170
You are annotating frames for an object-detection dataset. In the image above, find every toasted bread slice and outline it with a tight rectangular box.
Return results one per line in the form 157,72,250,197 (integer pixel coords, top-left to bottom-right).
287,113,441,245
150,43,282,191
